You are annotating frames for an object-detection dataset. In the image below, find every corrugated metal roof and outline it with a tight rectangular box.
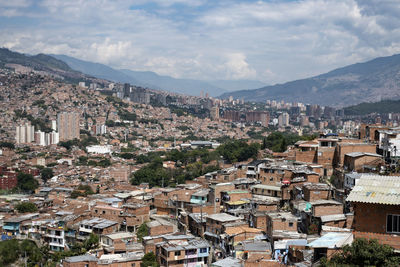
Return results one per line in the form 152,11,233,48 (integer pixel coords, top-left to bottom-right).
226,200,249,206
251,184,282,191
308,232,353,249
345,152,382,158
346,174,400,205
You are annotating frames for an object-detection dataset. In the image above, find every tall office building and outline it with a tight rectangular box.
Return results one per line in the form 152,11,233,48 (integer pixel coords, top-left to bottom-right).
57,112,80,141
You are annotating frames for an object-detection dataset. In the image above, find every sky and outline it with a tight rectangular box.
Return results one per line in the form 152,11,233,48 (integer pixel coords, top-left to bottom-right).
1,0,400,84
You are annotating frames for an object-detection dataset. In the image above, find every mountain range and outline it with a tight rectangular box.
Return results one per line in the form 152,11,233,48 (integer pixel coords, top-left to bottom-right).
220,54,400,107
0,48,106,85
2,47,400,107
51,54,266,97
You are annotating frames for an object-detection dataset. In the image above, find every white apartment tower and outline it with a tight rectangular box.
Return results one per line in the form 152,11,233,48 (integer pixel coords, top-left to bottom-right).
278,112,290,127
15,123,35,144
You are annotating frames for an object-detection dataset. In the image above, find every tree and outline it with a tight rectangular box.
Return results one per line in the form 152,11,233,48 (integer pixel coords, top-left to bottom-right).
323,238,400,267
0,239,20,265
0,141,15,149
141,252,159,267
83,233,99,251
17,172,39,192
15,202,38,213
41,168,54,183
261,138,267,150
0,239,49,266
70,185,94,199
217,140,260,163
137,223,149,242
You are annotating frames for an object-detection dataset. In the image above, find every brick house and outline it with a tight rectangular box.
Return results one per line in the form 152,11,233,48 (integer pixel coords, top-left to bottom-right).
251,184,282,198
100,232,138,254
63,255,98,267
265,212,300,241
224,226,264,255
0,170,18,190
343,152,383,172
121,203,150,232
77,218,118,238
157,239,210,267
347,174,400,249
220,189,251,207
335,142,377,168
302,183,331,202
205,213,244,243
146,220,174,236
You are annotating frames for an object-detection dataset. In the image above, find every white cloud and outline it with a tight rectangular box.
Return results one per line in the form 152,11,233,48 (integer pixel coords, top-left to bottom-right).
0,0,32,8
1,0,400,84
223,53,257,80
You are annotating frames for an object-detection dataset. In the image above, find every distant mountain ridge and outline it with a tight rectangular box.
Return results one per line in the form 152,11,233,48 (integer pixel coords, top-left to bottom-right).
0,48,105,84
220,54,400,107
51,54,266,97
344,99,400,116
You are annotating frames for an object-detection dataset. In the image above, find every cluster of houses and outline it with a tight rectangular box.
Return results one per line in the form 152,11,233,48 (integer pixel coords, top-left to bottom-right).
0,124,399,266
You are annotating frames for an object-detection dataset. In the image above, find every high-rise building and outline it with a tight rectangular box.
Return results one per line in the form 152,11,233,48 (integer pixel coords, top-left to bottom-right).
123,83,131,98
91,124,107,135
278,112,290,127
15,123,35,144
35,130,59,146
245,111,270,127
51,120,57,131
57,112,80,141
210,106,220,121
223,110,240,122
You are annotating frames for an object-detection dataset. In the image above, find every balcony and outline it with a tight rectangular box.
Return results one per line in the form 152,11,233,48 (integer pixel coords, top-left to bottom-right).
46,233,64,239
79,227,92,233
49,241,64,247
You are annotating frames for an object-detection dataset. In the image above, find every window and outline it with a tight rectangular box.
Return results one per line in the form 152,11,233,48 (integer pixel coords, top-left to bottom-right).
270,177,273,181
131,264,136,267
200,247,207,253
289,222,293,227
175,251,181,256
387,214,400,233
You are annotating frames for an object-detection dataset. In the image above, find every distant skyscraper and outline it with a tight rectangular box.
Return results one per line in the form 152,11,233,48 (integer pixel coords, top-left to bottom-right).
210,106,220,120
123,83,131,98
51,120,57,131
278,112,289,127
57,112,80,141
15,123,35,144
